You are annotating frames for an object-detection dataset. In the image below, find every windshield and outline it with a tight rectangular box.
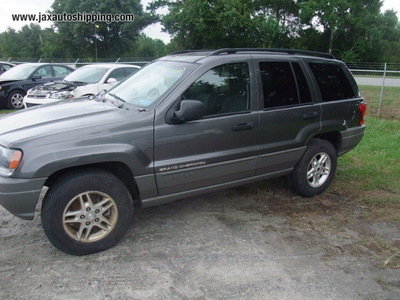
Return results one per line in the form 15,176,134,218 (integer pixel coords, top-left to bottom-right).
65,66,109,84
0,64,37,80
105,61,195,108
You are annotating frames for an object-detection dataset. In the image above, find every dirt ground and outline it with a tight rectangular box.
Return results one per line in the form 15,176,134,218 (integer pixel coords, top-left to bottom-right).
1,179,399,300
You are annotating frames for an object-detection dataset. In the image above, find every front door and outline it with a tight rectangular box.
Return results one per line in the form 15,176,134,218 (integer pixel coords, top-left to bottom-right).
154,60,259,195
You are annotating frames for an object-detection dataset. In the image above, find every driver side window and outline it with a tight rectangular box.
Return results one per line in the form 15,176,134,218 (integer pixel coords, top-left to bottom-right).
182,62,250,116
33,66,52,78
107,68,125,82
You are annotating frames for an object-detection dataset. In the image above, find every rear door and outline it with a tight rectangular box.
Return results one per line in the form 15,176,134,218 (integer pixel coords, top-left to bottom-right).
254,58,322,175
154,58,259,195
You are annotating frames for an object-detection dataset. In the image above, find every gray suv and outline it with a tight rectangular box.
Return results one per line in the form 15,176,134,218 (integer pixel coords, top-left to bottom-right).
0,49,366,255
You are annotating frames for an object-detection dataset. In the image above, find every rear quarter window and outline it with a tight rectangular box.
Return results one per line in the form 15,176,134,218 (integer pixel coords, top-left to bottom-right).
309,63,357,102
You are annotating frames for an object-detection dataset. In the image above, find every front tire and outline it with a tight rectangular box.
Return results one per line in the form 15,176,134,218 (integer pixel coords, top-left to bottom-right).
41,169,134,255
288,139,337,197
7,90,25,109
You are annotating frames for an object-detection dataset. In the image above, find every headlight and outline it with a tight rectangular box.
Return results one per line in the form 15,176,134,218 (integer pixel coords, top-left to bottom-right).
49,91,74,99
0,145,23,176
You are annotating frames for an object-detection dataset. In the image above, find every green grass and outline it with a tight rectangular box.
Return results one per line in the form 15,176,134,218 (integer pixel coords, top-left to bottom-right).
334,117,400,217
354,74,400,79
0,109,15,115
358,85,400,119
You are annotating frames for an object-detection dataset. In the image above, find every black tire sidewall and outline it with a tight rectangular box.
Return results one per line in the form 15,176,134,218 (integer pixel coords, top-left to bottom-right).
41,170,133,255
289,139,337,197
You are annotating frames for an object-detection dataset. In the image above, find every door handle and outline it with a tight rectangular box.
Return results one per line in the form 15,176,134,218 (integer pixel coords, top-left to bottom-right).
232,122,255,131
303,111,319,120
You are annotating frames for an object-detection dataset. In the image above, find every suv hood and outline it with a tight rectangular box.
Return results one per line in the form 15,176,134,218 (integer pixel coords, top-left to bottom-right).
0,98,138,147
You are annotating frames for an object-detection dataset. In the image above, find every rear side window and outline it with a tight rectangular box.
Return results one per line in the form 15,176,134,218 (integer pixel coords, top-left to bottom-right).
309,63,356,101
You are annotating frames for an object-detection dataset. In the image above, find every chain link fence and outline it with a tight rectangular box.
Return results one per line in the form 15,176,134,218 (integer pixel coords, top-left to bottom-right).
2,57,153,67
2,58,400,120
348,62,400,120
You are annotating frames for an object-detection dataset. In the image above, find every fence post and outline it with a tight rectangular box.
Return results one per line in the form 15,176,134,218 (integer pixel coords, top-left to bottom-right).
378,62,387,117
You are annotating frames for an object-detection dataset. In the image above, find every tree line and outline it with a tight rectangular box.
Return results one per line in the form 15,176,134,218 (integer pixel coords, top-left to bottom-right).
1,0,399,63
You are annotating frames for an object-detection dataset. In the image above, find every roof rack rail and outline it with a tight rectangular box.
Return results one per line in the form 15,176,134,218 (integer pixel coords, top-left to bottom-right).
209,48,335,59
170,50,211,55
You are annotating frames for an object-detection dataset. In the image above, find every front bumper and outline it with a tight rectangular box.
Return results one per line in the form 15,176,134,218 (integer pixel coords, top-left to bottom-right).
0,176,47,220
0,92,6,108
23,95,58,108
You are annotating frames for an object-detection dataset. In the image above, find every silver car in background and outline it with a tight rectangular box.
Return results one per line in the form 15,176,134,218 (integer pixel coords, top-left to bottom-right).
23,63,140,108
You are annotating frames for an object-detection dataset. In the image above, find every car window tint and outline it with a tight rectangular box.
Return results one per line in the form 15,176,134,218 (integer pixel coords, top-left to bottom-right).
33,66,52,78
125,67,139,77
53,66,70,77
309,63,356,101
3,64,12,71
260,62,299,109
107,68,125,82
292,62,312,104
182,62,250,116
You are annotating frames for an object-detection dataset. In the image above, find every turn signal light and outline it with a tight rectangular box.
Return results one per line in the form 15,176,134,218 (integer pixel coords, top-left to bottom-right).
9,150,23,169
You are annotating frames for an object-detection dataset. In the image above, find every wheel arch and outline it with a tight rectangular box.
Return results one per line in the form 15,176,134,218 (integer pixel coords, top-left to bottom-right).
311,131,341,154
44,162,141,207
7,88,26,97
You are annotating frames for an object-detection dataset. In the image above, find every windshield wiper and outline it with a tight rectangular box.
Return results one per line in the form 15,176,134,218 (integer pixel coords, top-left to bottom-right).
107,92,127,109
108,93,125,103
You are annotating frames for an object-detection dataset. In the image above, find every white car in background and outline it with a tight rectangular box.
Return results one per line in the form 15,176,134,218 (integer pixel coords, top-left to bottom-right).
23,63,140,108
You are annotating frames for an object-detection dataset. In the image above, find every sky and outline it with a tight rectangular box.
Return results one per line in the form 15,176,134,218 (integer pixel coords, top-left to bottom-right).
0,0,171,43
0,0,400,45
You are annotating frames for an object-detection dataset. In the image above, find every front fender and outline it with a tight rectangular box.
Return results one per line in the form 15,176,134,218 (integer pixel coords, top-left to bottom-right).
13,143,152,178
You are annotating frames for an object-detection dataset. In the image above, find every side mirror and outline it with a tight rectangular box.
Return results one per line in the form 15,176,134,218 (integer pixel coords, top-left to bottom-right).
106,78,117,84
31,75,41,80
172,100,205,123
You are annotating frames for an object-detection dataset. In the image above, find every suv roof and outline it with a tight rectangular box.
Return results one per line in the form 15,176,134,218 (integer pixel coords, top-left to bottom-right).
161,48,337,63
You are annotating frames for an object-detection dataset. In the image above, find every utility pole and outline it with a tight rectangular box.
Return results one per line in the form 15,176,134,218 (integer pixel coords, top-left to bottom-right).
95,24,99,62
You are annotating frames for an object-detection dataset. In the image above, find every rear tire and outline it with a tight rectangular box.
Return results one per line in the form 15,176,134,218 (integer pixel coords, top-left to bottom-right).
41,169,133,255
288,139,337,197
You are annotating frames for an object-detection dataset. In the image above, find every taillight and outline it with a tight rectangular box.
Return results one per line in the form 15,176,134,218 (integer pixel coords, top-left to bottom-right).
359,103,367,125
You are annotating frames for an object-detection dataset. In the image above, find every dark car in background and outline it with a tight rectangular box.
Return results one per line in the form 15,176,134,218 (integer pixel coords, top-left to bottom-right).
0,62,15,75
0,63,74,109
